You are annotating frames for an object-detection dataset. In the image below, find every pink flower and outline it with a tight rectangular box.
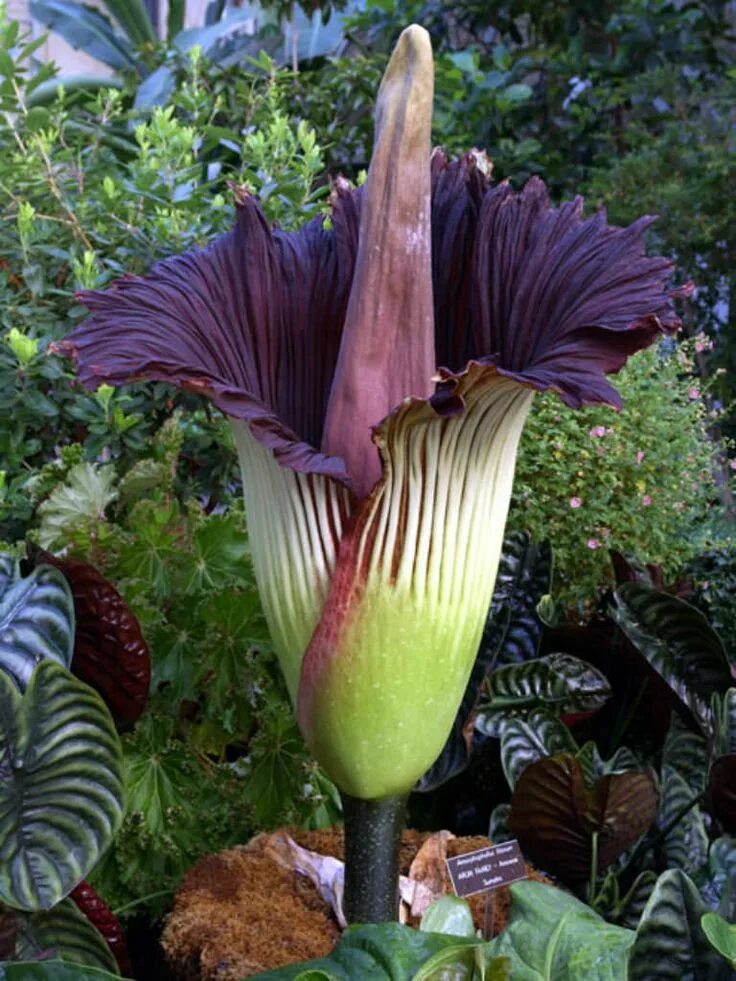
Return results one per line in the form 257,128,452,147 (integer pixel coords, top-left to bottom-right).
729,459,736,471
588,425,607,438
642,494,652,506
688,387,700,400
569,497,582,509
636,450,645,465
587,538,599,549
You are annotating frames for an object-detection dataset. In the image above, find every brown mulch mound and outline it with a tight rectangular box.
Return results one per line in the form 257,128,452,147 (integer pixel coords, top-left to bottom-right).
162,827,547,980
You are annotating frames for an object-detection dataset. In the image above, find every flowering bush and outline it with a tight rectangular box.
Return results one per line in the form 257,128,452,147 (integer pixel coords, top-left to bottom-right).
509,339,723,609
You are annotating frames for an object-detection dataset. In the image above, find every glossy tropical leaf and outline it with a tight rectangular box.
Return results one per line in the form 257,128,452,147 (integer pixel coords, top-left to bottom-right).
70,880,131,976
487,880,634,980
12,899,119,973
494,708,577,789
509,754,657,879
419,896,475,938
616,871,659,930
28,1,138,71
479,532,552,669
701,913,736,969
708,756,736,834
614,582,733,731
0,661,123,910
700,836,736,921
167,0,185,38
489,803,512,843
575,740,605,787
38,553,150,725
659,765,708,876
663,712,709,796
476,653,611,732
417,533,551,791
0,556,74,690
0,964,123,980
629,869,731,980
249,922,483,980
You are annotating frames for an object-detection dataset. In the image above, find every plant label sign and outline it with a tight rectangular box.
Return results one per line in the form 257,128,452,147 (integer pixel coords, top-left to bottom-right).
446,839,527,898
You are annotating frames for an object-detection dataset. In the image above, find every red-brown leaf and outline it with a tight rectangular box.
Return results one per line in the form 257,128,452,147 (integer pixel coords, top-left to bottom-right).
70,880,131,977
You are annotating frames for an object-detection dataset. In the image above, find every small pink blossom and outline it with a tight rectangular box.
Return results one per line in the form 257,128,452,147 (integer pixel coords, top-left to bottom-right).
588,425,607,438
587,538,600,549
729,459,736,471
642,495,652,506
569,497,582,509
636,451,645,465
688,387,700,400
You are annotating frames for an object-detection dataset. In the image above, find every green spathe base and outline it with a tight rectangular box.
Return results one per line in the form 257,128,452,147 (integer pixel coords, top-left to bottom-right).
341,791,408,924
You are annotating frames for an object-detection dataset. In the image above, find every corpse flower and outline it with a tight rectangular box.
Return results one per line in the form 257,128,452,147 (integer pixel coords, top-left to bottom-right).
56,26,683,922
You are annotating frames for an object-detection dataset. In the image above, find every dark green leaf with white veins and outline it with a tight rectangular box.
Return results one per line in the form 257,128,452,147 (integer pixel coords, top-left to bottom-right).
0,556,74,690
614,583,733,731
494,708,578,789
711,689,736,757
13,898,119,973
663,713,709,796
629,869,731,980
477,653,610,731
0,661,123,910
659,765,708,876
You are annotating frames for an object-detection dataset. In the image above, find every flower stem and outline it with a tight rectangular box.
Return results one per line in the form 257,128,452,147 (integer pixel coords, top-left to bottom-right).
340,791,408,923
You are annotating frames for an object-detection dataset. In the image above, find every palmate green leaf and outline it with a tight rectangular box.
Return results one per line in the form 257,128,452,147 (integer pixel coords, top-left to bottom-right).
242,713,309,825
184,513,251,595
495,708,578,789
629,869,731,980
614,583,733,731
476,653,611,733
487,880,634,980
37,463,117,552
659,765,708,876
0,556,73,690
0,662,123,911
13,898,118,973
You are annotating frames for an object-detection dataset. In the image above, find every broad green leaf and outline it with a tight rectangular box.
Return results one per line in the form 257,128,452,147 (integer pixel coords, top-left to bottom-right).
249,923,481,980
0,662,123,910
659,765,708,875
616,871,658,930
701,837,736,920
13,899,118,973
487,880,634,980
37,463,117,551
478,653,611,729
101,0,156,46
419,896,475,938
629,869,730,979
701,913,736,969
0,555,74,690
614,583,732,732
492,708,577,788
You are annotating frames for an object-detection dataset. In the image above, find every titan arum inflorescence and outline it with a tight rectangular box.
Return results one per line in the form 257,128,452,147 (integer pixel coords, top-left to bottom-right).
56,25,684,922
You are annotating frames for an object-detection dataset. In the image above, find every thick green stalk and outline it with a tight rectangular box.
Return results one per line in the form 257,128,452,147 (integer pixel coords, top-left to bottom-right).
341,791,408,923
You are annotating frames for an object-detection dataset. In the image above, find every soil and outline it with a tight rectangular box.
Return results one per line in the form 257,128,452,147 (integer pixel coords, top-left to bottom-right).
162,827,548,980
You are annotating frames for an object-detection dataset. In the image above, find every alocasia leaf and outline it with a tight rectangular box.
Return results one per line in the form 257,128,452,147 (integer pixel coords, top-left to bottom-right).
662,712,709,796
613,582,733,731
419,896,475,938
508,754,657,879
708,756,736,834
711,689,736,757
629,869,731,980
475,653,611,733
13,898,119,973
494,708,578,789
37,553,150,725
0,555,74,690
659,765,708,875
0,661,123,910
0,964,124,980
487,880,635,980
